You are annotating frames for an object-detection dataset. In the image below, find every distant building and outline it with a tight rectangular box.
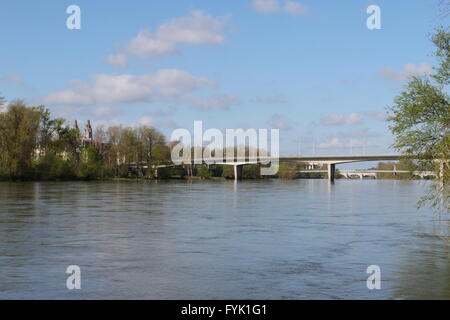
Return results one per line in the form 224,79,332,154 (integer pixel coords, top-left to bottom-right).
34,119,96,161
81,120,94,146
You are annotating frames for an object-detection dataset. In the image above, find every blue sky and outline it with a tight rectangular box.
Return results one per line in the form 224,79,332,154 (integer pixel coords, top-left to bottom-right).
0,0,446,159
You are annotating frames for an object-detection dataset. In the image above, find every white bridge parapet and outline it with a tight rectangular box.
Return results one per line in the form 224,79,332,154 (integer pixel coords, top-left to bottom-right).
132,154,436,182
189,154,404,181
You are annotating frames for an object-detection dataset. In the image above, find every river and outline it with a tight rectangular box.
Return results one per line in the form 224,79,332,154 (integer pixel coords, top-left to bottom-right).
0,180,448,299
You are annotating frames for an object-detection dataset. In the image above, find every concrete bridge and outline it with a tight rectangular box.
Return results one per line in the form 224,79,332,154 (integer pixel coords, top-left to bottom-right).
187,154,403,182
299,169,437,179
130,154,443,182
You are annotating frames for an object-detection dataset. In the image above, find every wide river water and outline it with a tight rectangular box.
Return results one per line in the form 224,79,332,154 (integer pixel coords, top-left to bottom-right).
0,180,448,299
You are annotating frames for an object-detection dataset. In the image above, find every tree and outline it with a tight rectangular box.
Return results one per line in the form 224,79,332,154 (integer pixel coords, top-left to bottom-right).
78,146,105,180
36,106,65,156
197,166,212,179
387,27,449,208
136,125,168,177
0,102,174,180
0,100,42,179
278,162,299,179
105,126,123,175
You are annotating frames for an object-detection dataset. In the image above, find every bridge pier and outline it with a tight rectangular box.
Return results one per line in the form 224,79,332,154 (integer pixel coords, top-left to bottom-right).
439,160,445,182
327,163,336,183
234,164,243,181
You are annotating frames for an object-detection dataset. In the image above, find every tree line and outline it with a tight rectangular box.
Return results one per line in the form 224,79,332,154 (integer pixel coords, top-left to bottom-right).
0,98,444,183
387,27,449,208
0,100,174,180
0,100,267,181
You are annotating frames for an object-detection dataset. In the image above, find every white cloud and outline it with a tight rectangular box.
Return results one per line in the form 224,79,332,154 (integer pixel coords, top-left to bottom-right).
106,10,228,66
43,70,215,106
185,93,237,110
251,0,307,15
104,53,128,68
149,106,177,117
335,128,381,139
266,113,293,130
137,116,179,128
91,106,117,117
2,73,24,86
50,105,120,119
320,113,363,126
283,1,308,15
252,94,287,104
316,138,375,149
137,116,158,127
44,89,94,105
379,62,432,82
364,110,387,121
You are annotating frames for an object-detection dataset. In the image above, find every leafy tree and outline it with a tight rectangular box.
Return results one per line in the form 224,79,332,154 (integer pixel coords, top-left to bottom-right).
209,164,223,177
387,27,449,208
35,154,77,180
376,161,418,180
105,125,123,175
0,100,41,179
36,106,65,156
197,166,212,179
78,146,105,180
221,165,235,179
243,164,261,179
278,163,299,179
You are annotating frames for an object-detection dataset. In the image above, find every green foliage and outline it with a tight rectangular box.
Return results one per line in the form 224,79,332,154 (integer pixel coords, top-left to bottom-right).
243,164,261,179
155,167,172,179
78,146,107,180
221,165,235,179
388,78,449,158
0,100,42,179
35,154,78,180
431,27,450,86
216,164,261,179
376,161,418,180
277,163,299,179
197,166,212,179
0,101,172,181
209,165,223,177
387,27,450,208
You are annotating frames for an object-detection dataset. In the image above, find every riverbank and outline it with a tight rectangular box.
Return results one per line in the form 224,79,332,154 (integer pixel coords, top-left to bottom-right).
0,175,435,182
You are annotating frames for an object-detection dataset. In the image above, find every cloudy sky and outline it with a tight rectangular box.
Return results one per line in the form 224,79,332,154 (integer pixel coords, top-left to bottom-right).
0,0,445,157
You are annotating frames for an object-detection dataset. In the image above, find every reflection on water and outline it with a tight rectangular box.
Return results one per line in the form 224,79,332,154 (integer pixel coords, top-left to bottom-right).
0,180,448,299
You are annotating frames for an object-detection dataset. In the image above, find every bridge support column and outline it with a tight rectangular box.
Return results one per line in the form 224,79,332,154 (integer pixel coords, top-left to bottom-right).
439,160,445,182
234,165,243,181
327,163,335,183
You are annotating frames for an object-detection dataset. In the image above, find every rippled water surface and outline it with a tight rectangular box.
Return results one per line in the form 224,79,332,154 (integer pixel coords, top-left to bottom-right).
0,180,448,299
